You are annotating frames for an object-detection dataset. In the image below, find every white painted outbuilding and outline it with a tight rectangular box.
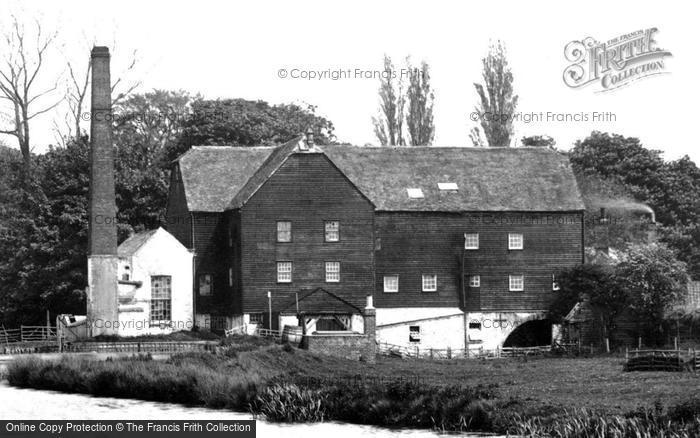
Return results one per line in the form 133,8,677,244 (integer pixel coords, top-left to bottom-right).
116,227,194,336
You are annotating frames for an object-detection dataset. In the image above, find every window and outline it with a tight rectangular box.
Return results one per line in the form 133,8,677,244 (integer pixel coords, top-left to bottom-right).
468,321,482,330
508,233,524,250
199,274,213,296
277,221,292,242
121,265,130,281
383,275,399,293
438,182,458,191
422,274,437,292
325,262,340,282
509,275,524,291
552,274,560,291
150,276,172,323
468,275,481,288
277,261,292,283
464,233,479,249
325,221,340,242
409,325,421,343
407,188,424,199
249,313,264,324
228,268,233,287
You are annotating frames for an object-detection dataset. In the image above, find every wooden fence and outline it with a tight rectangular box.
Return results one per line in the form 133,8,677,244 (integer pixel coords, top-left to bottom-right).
625,348,699,372
1,326,57,344
376,341,552,359
63,341,218,353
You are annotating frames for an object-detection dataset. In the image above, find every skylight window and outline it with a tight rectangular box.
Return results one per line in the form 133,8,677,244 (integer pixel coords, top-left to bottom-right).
438,182,458,191
407,188,424,199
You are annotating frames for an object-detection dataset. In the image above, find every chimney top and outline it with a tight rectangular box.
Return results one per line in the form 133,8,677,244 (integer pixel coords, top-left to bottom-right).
305,128,314,148
91,46,110,58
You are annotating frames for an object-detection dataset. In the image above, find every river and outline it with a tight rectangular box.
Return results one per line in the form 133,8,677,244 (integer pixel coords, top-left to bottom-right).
0,380,495,437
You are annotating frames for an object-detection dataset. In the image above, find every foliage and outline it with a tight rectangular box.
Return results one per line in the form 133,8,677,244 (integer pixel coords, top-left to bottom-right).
550,264,627,344
171,98,335,161
372,55,406,146
616,243,688,344
521,135,555,148
405,60,435,146
469,40,518,147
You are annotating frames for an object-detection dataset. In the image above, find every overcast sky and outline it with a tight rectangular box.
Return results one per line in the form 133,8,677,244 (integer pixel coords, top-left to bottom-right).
1,0,698,162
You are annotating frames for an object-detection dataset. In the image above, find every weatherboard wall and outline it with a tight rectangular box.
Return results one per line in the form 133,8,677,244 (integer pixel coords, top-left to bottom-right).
239,152,375,314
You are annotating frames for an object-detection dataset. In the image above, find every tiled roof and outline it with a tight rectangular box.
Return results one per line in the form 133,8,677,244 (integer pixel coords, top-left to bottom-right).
278,287,363,315
117,229,158,257
177,145,277,212
174,142,585,212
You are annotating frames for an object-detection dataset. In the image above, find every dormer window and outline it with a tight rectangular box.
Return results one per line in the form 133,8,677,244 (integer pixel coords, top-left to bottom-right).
122,266,130,281
407,188,424,199
438,182,458,191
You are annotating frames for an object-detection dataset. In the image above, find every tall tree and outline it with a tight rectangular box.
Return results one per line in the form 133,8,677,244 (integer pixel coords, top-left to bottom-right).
469,40,518,147
406,60,435,146
372,55,405,146
0,15,60,174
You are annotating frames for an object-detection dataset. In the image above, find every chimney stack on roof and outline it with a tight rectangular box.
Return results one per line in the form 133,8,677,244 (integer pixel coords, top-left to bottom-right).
304,128,314,149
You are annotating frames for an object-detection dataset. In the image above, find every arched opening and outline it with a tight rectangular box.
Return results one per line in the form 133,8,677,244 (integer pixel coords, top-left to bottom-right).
503,319,552,347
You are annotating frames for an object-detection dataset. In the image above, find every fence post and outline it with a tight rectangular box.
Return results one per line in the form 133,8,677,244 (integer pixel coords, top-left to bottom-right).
638,336,642,349
625,347,628,362
605,338,610,353
430,348,433,360
447,346,452,359
674,337,678,351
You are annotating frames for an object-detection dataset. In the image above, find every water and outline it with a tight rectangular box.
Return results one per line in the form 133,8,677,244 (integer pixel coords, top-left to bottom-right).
0,381,493,437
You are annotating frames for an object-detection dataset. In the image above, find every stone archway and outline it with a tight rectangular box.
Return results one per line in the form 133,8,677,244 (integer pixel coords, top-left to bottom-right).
503,319,552,347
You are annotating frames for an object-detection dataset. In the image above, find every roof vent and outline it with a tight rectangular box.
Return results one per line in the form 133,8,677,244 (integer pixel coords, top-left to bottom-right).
407,188,424,199
438,182,458,191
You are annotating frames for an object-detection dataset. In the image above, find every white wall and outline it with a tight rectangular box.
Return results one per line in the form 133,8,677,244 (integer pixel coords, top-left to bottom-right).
117,229,193,336
376,307,465,350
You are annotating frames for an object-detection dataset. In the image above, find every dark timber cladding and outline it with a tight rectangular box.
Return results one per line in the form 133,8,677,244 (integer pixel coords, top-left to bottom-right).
374,211,583,310
239,153,374,313
169,140,586,320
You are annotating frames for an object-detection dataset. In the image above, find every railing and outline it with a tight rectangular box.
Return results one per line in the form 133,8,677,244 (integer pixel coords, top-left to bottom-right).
625,348,698,372
64,341,217,353
224,325,246,337
255,327,282,339
377,341,552,360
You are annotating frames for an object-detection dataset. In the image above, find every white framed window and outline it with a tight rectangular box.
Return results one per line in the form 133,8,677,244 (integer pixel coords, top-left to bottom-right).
277,261,292,283
552,274,560,291
383,275,399,293
509,275,524,291
325,221,340,242
468,275,480,288
325,261,340,282
199,274,213,295
422,274,437,292
407,188,424,199
438,182,458,191
249,313,264,324
150,276,172,323
409,325,421,343
508,233,524,250
277,221,292,242
464,233,479,249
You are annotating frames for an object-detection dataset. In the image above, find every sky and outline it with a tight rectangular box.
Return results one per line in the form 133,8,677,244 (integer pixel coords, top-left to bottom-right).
1,0,698,162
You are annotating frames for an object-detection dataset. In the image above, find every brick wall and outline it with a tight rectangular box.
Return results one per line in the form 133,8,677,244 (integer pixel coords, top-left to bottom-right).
302,333,374,362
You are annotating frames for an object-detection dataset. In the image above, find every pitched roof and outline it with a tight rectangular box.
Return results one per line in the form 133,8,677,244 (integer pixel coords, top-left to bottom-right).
118,229,158,257
323,145,584,212
278,287,363,315
174,143,584,213
177,145,276,211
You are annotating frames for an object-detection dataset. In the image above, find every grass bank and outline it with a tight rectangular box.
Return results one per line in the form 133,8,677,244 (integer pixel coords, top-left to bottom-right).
7,336,700,436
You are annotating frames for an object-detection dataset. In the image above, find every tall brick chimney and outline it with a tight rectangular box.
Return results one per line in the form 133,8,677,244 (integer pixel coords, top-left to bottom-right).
86,46,118,336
